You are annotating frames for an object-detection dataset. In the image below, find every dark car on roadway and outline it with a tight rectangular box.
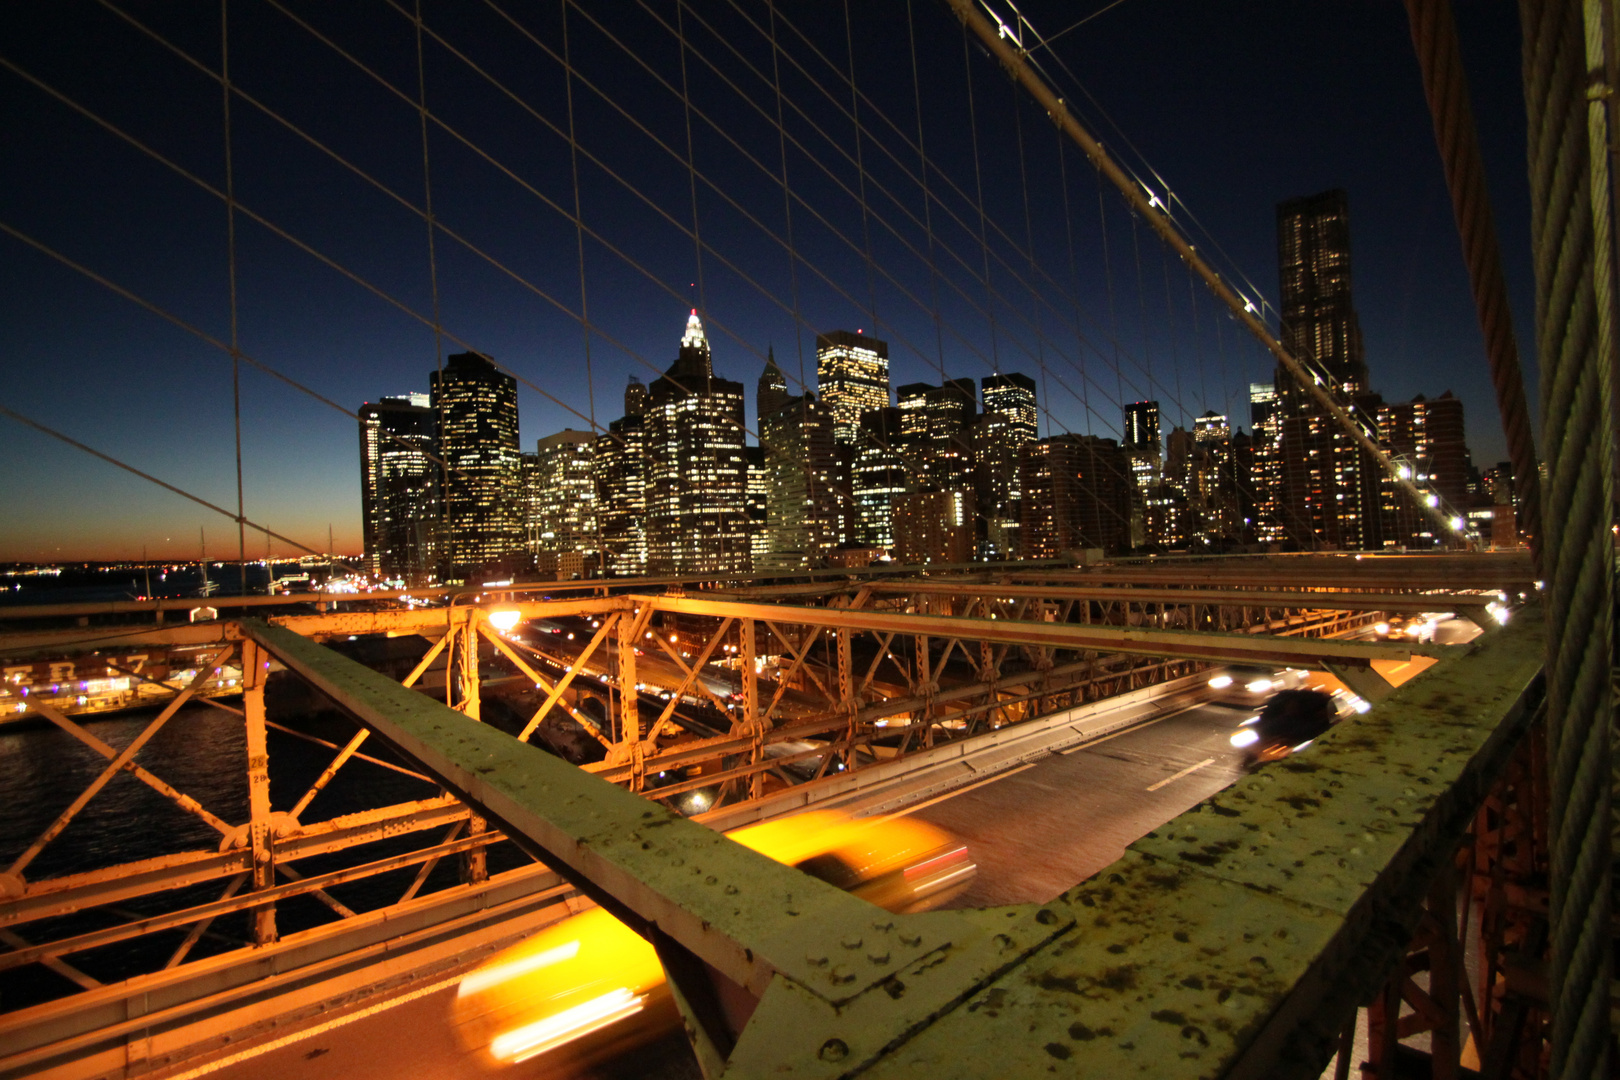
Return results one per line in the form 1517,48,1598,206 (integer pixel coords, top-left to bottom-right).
1228,688,1338,766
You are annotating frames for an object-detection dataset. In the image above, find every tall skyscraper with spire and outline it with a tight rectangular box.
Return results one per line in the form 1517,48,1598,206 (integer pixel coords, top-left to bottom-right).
644,311,749,575
757,347,791,421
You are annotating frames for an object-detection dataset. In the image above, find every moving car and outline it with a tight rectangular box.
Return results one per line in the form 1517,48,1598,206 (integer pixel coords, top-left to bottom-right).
1206,664,1308,702
1374,614,1437,642
1228,688,1340,765
453,809,974,1071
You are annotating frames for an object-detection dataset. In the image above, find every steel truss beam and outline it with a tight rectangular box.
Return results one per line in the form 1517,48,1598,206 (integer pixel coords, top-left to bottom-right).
0,573,1466,1064
647,595,1434,668
232,607,1540,1078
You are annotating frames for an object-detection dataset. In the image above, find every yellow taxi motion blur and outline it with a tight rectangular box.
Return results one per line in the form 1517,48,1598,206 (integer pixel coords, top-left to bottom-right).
453,809,974,1069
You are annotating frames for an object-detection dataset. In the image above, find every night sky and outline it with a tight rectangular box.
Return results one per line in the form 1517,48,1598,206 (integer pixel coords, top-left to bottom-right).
0,0,1534,562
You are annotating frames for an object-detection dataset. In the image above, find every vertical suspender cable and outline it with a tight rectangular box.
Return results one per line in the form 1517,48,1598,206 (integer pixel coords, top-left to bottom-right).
1055,131,1095,440
767,0,816,565
842,0,878,331
962,25,1000,373
906,0,948,381
674,0,708,319
1518,0,1616,1076
1404,0,1545,573
1097,189,1127,412
560,0,599,566
947,0,1466,542
221,0,247,595
413,0,447,576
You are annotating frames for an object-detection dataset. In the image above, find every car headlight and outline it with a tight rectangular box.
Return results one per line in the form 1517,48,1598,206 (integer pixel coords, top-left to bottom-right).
1374,622,1390,635
1230,728,1260,748
1245,679,1273,694
1208,675,1233,689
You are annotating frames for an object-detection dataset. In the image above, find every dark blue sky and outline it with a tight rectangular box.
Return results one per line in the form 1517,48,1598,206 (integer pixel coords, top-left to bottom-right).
0,0,1534,561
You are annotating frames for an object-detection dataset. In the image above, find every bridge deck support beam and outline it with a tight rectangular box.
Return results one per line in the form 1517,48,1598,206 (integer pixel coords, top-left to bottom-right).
241,639,276,946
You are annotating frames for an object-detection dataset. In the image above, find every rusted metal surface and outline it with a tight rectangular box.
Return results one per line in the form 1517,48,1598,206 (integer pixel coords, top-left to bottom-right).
230,608,1538,1079
652,595,1436,668
0,563,1505,1079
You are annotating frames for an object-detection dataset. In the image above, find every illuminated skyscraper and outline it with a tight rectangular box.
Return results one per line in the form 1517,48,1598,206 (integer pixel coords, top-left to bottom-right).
594,413,646,576
430,352,522,575
1122,400,1162,492
816,330,890,445
1272,190,1382,550
1276,189,1369,407
1020,435,1132,557
359,393,438,583
896,382,933,443
520,451,542,555
1376,392,1468,548
532,429,597,556
851,407,907,549
644,311,749,575
923,379,976,449
624,375,648,419
896,378,975,491
969,411,1019,559
757,347,791,426
891,489,973,564
971,373,1037,559
759,392,839,570
745,445,769,565
981,373,1037,443
1123,401,1160,453
1248,382,1284,543
1189,411,1241,541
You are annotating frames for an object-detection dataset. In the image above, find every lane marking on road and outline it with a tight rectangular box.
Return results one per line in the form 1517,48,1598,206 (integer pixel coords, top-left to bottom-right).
891,760,1042,817
162,970,469,1080
1146,757,1217,792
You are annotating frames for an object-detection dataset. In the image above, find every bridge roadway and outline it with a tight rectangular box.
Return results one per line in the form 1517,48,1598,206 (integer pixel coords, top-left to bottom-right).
198,618,1474,1080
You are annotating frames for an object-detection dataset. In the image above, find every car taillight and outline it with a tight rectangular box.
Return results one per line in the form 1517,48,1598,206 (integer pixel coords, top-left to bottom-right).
904,846,970,880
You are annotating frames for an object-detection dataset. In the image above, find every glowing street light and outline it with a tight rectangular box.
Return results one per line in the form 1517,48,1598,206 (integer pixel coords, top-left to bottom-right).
488,609,523,632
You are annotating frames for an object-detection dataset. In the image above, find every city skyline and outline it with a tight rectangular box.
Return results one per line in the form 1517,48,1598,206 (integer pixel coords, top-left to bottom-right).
0,2,1532,561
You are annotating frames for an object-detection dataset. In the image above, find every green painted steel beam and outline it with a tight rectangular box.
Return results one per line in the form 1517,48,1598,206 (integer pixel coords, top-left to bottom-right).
239,607,1540,1078
237,621,1030,1025
786,609,1542,1079
860,581,1498,614
652,595,1442,668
